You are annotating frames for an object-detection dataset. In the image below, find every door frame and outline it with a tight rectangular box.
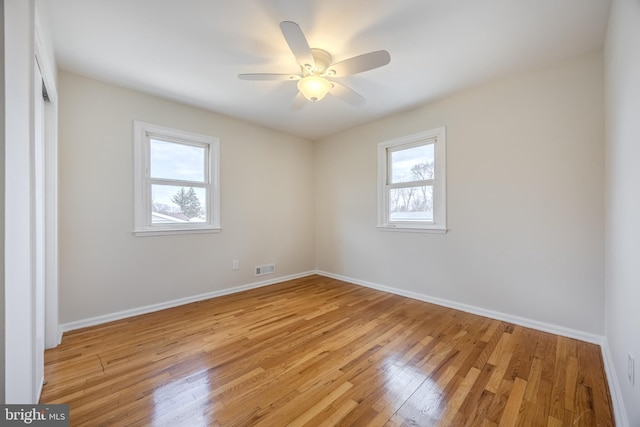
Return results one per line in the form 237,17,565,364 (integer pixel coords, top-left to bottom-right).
35,14,59,351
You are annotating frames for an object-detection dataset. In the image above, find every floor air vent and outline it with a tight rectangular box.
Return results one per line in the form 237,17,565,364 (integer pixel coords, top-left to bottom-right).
255,263,275,276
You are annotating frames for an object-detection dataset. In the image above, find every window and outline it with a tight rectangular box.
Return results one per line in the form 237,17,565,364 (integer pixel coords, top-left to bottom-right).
134,121,220,236
377,127,446,233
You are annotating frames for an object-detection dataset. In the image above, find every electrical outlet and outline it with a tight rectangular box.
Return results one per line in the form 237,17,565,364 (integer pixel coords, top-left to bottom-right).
629,353,635,386
232,260,239,270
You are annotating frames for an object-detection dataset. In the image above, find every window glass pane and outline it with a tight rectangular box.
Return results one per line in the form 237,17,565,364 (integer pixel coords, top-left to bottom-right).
390,143,434,183
151,184,207,223
389,185,433,221
150,139,205,182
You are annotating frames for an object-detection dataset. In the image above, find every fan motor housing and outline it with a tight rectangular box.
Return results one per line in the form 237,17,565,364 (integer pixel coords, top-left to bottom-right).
306,48,332,75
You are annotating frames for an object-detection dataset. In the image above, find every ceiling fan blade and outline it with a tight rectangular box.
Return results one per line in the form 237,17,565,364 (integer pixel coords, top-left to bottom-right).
329,81,366,107
238,73,299,81
291,92,306,111
280,21,315,68
330,50,390,76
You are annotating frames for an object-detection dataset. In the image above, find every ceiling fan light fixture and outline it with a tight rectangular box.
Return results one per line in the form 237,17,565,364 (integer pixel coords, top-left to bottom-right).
297,75,331,102
239,21,391,109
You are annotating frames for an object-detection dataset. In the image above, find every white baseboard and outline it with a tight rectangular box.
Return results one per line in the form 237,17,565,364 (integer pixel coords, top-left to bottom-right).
601,338,630,427
59,271,316,334
315,270,603,344
36,375,44,404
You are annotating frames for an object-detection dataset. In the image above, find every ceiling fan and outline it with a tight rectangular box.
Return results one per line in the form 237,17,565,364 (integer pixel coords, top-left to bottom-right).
238,21,391,109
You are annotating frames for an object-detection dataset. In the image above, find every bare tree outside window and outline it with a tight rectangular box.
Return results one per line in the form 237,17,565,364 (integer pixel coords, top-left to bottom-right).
389,159,434,221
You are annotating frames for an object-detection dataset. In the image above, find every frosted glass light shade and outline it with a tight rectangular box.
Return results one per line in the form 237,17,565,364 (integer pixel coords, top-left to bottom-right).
297,76,331,102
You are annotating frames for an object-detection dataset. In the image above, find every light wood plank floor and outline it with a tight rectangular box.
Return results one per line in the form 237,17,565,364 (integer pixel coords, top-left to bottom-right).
41,275,614,426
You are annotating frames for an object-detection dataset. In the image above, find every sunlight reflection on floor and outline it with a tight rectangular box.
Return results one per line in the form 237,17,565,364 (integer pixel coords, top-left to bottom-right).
151,367,213,426
383,362,444,422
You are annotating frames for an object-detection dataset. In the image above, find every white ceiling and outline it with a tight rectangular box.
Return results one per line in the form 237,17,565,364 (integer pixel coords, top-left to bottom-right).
39,0,611,140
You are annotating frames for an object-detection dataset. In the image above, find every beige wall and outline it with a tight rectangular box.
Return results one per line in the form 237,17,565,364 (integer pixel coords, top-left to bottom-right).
605,0,640,425
316,51,605,335
58,71,316,323
4,0,39,403
59,51,606,336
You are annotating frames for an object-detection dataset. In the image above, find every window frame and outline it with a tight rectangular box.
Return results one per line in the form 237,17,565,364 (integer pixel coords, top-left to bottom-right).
377,127,447,233
133,121,220,236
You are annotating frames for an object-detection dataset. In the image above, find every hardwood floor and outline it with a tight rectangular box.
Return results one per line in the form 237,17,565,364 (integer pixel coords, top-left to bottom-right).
41,275,614,426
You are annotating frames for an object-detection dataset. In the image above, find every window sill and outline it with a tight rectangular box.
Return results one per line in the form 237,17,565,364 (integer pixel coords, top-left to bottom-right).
377,225,448,234
133,227,221,237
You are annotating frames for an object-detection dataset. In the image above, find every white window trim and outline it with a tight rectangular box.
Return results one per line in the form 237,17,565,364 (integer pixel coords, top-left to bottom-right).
133,121,221,236
377,127,447,233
